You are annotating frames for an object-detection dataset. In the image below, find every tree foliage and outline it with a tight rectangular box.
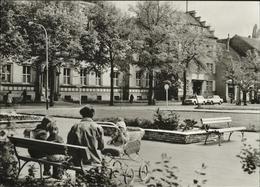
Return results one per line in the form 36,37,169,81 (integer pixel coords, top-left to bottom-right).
221,48,260,105
80,1,130,105
129,1,177,105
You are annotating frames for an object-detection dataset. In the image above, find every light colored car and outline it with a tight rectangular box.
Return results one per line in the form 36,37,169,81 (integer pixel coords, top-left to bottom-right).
206,95,224,105
184,95,207,105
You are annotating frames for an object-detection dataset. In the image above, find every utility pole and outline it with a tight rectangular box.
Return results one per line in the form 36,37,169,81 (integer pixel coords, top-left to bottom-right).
186,0,188,13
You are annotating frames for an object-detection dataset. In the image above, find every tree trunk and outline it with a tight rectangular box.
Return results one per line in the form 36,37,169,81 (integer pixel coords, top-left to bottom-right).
34,63,42,102
49,65,55,107
148,70,154,105
109,61,114,106
242,90,247,106
182,69,187,105
236,86,241,105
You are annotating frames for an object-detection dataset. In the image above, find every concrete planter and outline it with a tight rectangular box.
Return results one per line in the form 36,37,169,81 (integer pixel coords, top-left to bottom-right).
142,128,220,144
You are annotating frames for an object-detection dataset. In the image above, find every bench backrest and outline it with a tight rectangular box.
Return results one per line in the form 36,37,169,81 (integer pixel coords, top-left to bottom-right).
201,117,232,129
8,136,90,158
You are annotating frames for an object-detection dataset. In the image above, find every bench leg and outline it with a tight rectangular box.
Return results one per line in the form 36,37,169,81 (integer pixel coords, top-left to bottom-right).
228,132,233,141
204,133,210,145
17,160,29,179
39,162,43,179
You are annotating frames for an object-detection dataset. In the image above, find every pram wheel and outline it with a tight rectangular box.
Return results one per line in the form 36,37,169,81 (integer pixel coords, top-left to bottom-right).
124,168,135,184
139,163,149,181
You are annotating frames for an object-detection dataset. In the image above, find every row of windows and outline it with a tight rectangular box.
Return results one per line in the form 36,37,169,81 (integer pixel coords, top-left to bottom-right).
2,65,213,90
64,68,118,86
2,65,31,83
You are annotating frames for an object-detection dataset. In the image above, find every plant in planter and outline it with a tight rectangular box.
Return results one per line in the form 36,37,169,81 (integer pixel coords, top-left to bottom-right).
179,119,198,132
153,108,180,130
0,123,18,185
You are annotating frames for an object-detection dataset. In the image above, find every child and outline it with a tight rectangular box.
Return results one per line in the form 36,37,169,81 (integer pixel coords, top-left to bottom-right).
46,123,65,179
108,117,129,146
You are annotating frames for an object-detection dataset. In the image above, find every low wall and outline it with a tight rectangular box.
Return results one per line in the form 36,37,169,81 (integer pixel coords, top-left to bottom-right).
143,129,220,144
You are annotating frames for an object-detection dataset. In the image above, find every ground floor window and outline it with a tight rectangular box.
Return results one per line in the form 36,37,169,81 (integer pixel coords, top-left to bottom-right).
80,68,89,85
96,72,102,86
63,68,71,84
2,64,11,82
23,66,31,83
206,81,213,91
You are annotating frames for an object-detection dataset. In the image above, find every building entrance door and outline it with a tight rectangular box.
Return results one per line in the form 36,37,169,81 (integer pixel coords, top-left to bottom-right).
192,80,203,95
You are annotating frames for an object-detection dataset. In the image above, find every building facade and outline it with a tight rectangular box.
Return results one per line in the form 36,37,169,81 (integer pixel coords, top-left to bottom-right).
0,10,220,103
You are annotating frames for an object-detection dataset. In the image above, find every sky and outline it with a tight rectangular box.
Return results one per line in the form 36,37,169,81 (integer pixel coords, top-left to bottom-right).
111,1,259,39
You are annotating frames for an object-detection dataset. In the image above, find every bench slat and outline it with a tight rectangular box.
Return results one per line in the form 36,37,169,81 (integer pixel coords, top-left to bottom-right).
201,117,232,124
216,127,246,133
8,136,90,156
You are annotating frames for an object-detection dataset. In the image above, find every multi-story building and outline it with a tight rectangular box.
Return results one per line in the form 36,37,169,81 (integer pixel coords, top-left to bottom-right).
0,9,219,103
217,33,260,103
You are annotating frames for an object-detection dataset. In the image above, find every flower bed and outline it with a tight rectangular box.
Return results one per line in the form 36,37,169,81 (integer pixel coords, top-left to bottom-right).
0,112,42,129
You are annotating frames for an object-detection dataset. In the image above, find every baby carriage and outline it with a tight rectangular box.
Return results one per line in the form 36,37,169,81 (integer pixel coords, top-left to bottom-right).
97,122,150,185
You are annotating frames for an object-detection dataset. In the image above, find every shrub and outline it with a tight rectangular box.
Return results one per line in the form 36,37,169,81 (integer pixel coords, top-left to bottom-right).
0,123,18,185
146,153,207,187
237,141,260,174
179,119,198,132
153,108,180,130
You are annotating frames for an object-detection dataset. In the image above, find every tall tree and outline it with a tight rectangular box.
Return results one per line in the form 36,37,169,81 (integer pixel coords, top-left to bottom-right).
168,15,214,105
23,1,84,103
221,48,258,105
129,1,177,105
80,2,130,106
0,0,31,86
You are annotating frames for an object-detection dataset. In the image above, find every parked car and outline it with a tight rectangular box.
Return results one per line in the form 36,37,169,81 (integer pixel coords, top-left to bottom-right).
206,95,223,105
184,95,207,105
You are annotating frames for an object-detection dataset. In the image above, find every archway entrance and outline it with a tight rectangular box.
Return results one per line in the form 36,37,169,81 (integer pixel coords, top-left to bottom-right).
192,80,203,95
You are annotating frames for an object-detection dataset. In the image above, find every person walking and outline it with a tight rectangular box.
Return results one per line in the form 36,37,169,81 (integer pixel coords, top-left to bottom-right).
67,105,104,166
6,91,13,107
129,94,134,104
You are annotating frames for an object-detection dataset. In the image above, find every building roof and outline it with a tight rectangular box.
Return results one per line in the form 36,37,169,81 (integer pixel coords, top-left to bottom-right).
217,39,241,62
230,35,260,56
184,10,217,39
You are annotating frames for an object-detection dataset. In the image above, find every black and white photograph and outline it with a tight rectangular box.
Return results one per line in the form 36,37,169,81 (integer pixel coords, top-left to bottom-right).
0,1,259,186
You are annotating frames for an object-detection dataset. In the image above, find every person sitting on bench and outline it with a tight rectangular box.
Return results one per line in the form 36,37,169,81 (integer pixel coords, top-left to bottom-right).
27,116,54,175
67,105,105,166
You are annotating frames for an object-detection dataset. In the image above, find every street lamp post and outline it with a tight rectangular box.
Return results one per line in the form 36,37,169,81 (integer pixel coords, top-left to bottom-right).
28,21,49,110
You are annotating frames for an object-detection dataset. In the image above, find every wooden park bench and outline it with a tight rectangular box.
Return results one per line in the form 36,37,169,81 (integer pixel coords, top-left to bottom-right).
201,117,246,146
7,135,101,179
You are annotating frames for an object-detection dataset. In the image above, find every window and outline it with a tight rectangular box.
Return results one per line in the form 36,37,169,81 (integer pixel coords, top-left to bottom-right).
23,66,31,83
143,73,149,87
136,71,142,87
95,72,101,86
206,63,213,73
63,68,71,84
206,81,213,91
2,65,11,82
113,72,119,86
80,68,89,85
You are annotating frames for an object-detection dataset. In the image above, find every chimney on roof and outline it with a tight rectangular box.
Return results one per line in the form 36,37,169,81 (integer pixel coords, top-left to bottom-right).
226,34,230,51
